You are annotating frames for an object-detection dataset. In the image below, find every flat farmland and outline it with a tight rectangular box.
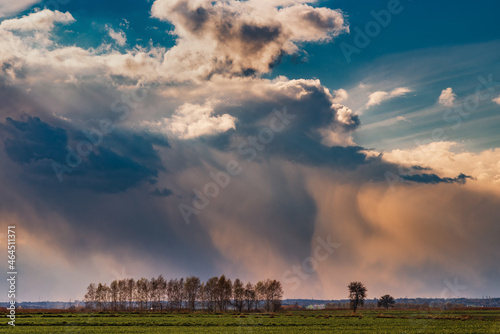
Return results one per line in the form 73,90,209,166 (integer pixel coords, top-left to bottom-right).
1,309,500,333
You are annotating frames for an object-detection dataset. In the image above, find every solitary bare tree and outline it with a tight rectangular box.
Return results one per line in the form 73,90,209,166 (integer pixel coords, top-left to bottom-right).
348,282,367,314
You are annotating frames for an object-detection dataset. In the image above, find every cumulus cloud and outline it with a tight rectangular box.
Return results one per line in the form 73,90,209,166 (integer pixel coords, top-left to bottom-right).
154,76,361,147
151,0,348,77
0,0,40,18
106,26,127,46
438,87,456,107
366,87,411,107
0,11,166,83
0,2,347,85
145,101,237,139
383,141,500,185
0,9,75,31
332,88,348,103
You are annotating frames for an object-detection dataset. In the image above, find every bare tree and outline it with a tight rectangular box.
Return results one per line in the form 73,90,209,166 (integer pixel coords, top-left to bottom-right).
198,282,206,311
244,282,256,312
126,278,135,310
166,279,176,311
205,277,219,312
84,283,97,310
184,276,201,311
95,283,110,311
156,275,167,311
233,279,245,313
149,277,158,310
110,280,119,311
167,278,185,311
348,282,367,314
177,278,185,310
118,279,127,310
265,279,283,312
254,281,266,311
136,278,149,311
217,275,232,312
82,276,283,314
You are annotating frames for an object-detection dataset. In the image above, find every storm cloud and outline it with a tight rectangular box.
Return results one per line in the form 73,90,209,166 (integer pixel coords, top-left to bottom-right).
0,1,498,303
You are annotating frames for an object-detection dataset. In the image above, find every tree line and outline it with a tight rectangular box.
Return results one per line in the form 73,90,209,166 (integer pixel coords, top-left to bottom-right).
84,275,283,313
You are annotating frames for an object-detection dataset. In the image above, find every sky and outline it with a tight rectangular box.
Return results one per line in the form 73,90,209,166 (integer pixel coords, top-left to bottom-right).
0,0,499,302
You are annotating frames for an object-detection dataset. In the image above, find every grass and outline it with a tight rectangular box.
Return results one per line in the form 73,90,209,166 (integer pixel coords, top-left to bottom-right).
1,309,499,333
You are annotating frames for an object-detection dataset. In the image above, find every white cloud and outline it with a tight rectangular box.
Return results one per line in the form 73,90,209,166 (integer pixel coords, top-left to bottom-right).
0,10,167,83
396,115,410,122
492,95,500,105
0,1,348,85
0,9,360,151
144,101,237,139
390,87,412,97
332,88,348,103
151,0,348,77
0,9,74,31
319,103,358,147
438,87,456,107
318,127,355,147
106,26,127,46
157,76,360,145
335,105,356,126
0,0,40,18
367,91,389,107
383,141,500,184
366,87,411,107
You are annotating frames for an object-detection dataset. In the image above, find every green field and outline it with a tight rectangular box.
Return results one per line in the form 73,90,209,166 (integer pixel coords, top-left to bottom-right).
1,309,500,333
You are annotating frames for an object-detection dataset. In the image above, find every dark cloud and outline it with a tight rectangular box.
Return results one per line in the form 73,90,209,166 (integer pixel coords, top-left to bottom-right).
0,116,168,193
304,9,342,30
151,187,173,197
1,115,68,164
240,24,282,51
402,172,472,185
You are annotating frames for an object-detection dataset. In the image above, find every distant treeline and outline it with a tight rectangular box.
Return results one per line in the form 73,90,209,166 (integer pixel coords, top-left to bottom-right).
84,275,283,312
